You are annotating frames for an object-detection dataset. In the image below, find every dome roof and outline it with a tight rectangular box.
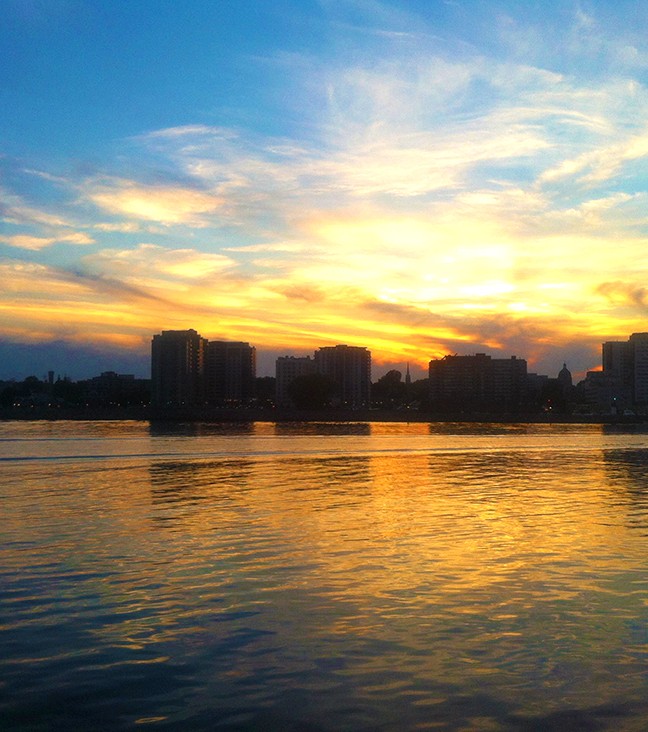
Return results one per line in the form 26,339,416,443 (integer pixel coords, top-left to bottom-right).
558,363,572,386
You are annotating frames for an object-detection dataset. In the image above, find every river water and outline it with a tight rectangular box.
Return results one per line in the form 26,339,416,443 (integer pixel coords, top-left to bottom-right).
1,420,647,731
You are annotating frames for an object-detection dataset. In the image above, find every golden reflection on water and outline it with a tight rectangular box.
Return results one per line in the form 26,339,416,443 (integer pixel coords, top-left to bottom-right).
138,427,647,700
2,421,648,729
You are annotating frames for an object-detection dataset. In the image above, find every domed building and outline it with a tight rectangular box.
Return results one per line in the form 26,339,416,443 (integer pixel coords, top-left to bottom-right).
557,363,573,390
557,363,575,405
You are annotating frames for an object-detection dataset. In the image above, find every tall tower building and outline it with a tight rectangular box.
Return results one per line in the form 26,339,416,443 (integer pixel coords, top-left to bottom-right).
151,329,207,407
603,340,631,380
314,345,371,407
602,333,648,405
629,332,648,404
205,341,256,404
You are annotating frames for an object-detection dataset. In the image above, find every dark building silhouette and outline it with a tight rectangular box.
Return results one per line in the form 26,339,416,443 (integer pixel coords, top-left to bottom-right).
630,333,648,404
205,341,256,404
85,371,150,406
557,363,573,389
602,339,633,406
428,353,527,412
151,329,206,407
578,331,648,412
601,332,648,407
314,345,371,407
275,356,316,407
579,370,617,412
151,331,256,408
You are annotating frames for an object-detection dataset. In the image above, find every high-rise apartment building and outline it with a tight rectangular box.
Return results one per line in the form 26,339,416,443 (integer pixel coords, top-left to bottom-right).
602,339,632,402
151,329,207,407
205,341,256,404
314,345,371,407
428,353,527,411
492,355,528,405
275,356,316,407
630,332,648,404
602,332,648,405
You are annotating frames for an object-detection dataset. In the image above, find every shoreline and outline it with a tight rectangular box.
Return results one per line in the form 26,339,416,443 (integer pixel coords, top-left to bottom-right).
0,405,643,425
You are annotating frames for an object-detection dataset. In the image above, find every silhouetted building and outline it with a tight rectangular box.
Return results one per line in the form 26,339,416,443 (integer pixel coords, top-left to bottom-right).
557,363,572,389
631,333,648,404
275,356,316,407
428,353,527,412
314,345,371,407
77,371,150,407
579,370,621,413
554,363,575,407
206,341,256,404
602,332,648,406
492,356,528,405
602,339,633,405
151,329,206,407
527,372,549,397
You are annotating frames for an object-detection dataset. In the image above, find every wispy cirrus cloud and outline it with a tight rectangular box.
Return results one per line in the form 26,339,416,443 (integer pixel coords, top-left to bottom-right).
540,127,648,185
85,177,225,226
127,52,648,222
1,184,96,249
82,243,237,286
0,232,95,250
1,186,78,229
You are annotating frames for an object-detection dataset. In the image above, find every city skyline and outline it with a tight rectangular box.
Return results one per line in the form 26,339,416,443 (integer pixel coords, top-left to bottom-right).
2,1,648,381
0,322,599,386
8,326,648,416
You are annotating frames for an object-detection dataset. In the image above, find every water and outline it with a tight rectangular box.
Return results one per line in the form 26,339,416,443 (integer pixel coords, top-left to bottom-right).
1,420,647,731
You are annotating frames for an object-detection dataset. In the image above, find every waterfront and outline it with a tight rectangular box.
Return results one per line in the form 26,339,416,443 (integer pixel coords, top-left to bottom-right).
1,421,647,731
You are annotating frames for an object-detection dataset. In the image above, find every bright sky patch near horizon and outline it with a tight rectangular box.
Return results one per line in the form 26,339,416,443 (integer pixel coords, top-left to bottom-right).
1,0,647,380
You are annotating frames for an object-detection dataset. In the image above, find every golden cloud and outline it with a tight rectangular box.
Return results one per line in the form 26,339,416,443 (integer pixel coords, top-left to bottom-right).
0,232,95,250
87,178,224,225
83,243,237,284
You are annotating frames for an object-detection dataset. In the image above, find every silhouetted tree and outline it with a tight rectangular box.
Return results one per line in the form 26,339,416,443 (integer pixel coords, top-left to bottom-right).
255,376,276,405
410,378,430,410
287,373,336,410
21,376,45,394
0,385,17,407
52,378,84,405
372,370,405,406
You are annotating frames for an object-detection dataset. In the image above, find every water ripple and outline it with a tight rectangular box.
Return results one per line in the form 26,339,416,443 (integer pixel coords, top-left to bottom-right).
1,422,647,730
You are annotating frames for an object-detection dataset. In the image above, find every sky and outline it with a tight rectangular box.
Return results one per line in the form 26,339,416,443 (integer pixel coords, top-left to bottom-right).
1,0,648,381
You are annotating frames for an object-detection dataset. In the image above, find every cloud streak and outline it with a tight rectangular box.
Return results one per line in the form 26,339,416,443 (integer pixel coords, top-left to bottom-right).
85,177,225,226
0,232,95,250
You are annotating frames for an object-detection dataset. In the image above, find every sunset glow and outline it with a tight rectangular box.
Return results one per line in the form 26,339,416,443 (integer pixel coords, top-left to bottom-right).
1,1,648,379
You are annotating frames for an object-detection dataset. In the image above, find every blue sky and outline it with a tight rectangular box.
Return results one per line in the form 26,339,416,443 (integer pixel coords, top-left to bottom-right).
1,0,648,380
